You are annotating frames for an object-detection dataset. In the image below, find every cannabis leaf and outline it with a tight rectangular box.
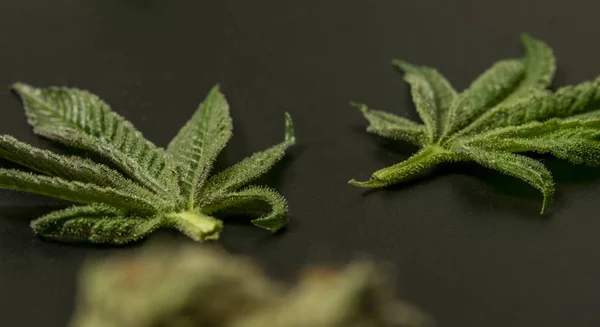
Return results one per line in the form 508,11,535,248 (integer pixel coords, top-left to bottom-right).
351,34,600,213
2,83,295,244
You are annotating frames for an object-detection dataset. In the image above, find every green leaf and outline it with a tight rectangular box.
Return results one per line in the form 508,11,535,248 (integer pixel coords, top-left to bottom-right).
6,83,294,244
351,102,426,146
199,113,295,201
519,33,556,93
0,135,158,197
445,35,556,136
31,204,164,244
467,118,600,165
0,168,163,213
492,133,600,166
403,73,438,142
454,89,551,137
392,59,457,138
351,35,596,214
167,85,232,209
471,117,600,140
11,83,179,199
447,35,556,137
551,78,600,117
461,78,600,136
203,186,288,231
0,134,166,209
445,60,525,135
458,146,554,214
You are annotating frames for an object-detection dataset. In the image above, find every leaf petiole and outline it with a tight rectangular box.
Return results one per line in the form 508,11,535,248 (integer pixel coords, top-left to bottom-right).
349,146,452,188
167,211,223,241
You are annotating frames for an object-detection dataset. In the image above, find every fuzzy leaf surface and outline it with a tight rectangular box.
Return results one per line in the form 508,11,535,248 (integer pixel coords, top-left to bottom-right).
0,135,159,199
352,34,599,213
203,186,288,231
445,60,525,135
200,113,295,201
3,84,294,244
167,85,232,209
467,118,600,165
13,83,177,200
12,83,179,199
0,169,161,213
458,146,554,213
445,34,555,136
393,59,457,139
352,102,426,146
31,204,164,244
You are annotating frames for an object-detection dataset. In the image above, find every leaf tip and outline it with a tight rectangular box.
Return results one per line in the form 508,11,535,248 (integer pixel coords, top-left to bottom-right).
520,32,547,50
391,58,407,69
539,202,549,215
284,112,296,144
10,82,33,94
251,217,287,232
208,84,224,98
349,101,368,113
391,59,419,75
348,178,386,188
520,33,537,49
520,32,532,40
539,189,554,215
29,219,41,233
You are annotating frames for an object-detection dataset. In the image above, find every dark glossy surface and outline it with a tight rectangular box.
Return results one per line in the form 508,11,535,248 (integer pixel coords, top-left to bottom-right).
2,1,600,326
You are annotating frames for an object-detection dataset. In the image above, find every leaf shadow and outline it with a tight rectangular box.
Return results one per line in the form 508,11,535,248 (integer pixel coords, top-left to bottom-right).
87,0,161,10
211,145,300,195
221,214,290,236
217,214,291,249
350,126,420,156
445,161,553,218
550,66,567,91
364,161,550,218
253,145,303,189
544,158,600,184
113,0,159,8
0,205,67,222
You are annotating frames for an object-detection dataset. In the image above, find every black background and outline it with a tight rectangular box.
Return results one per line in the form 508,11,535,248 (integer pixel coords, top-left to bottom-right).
1,1,600,326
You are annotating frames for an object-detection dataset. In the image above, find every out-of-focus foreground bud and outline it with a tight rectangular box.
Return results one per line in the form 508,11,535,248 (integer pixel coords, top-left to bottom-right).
70,244,434,327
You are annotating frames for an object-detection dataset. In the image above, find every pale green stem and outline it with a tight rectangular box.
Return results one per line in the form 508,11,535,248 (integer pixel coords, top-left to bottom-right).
349,146,451,188
167,211,223,241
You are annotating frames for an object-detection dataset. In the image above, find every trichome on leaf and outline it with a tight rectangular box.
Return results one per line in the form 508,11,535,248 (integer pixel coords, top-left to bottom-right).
1,83,295,244
351,34,600,213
